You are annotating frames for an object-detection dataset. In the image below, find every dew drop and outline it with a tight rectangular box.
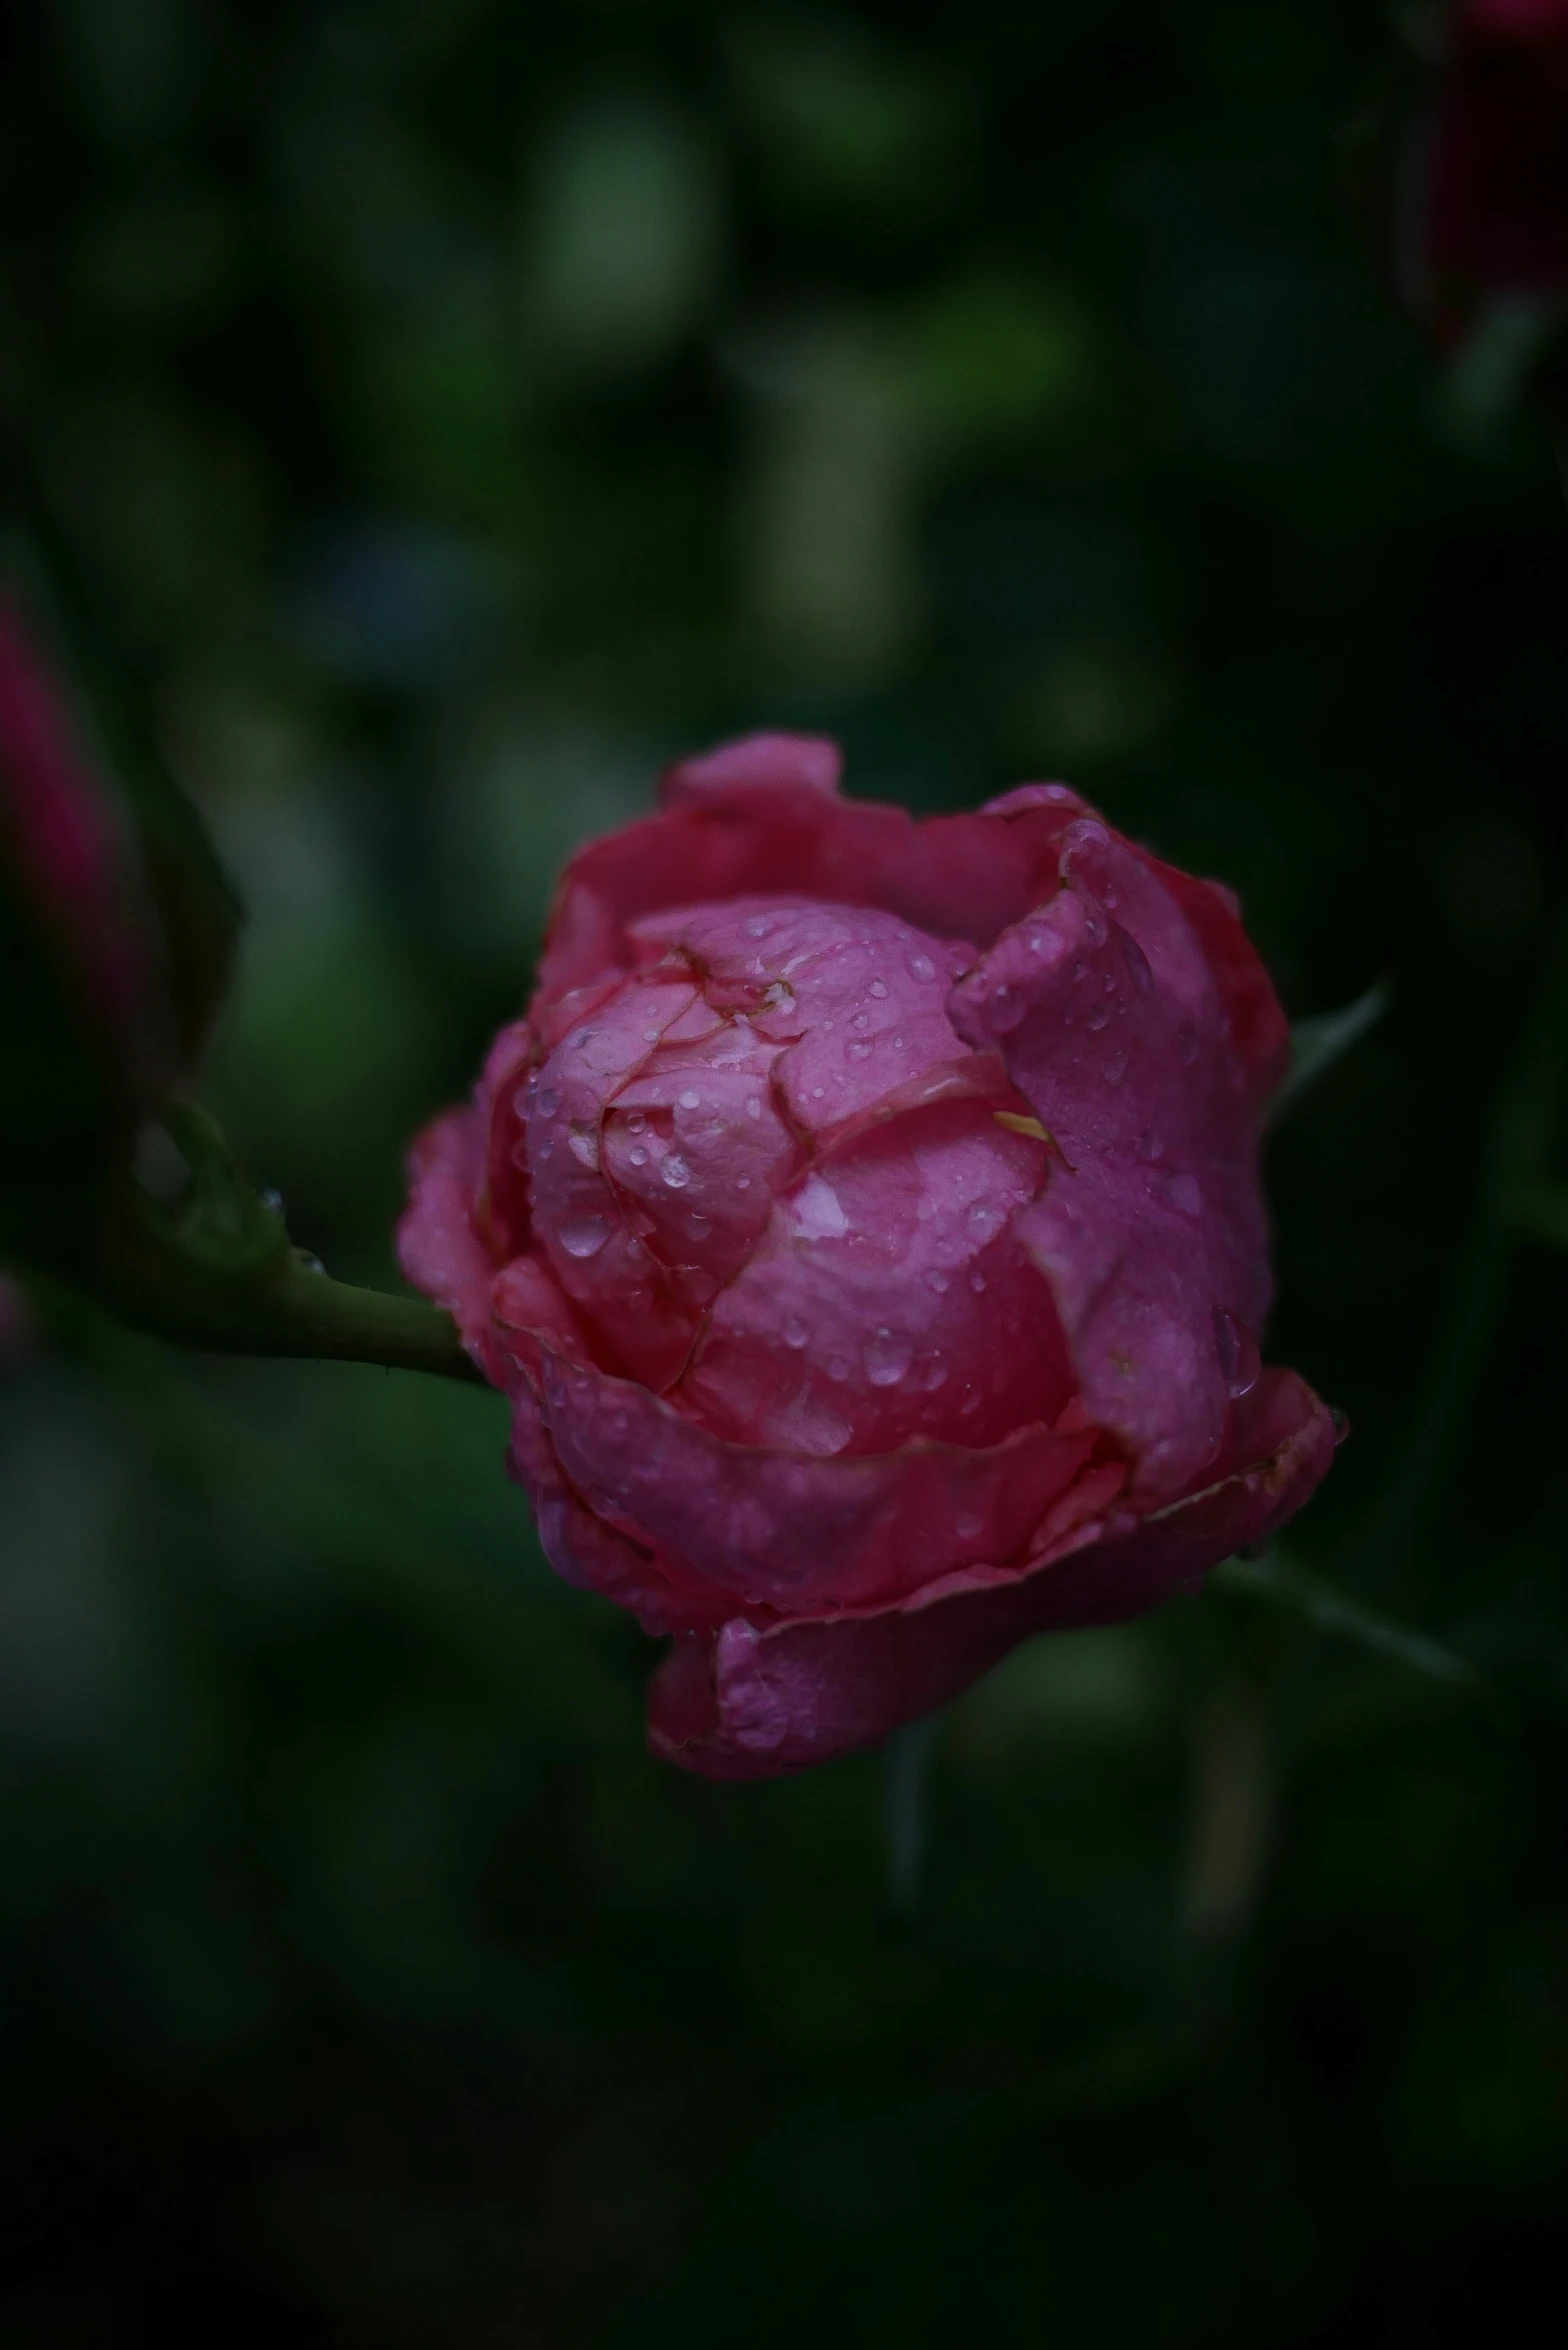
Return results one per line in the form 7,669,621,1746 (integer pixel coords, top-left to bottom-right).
745,914,771,939
734,1173,752,1192
559,1215,609,1259
969,1268,987,1294
643,1027,661,1043
849,1040,874,1060
661,1154,691,1189
1160,1168,1202,1217
868,977,890,999
1121,932,1153,994
906,952,937,982
827,1354,851,1382
922,1355,949,1391
626,1110,648,1136
687,1212,713,1241
1028,932,1048,956
851,1011,871,1032
1212,1307,1261,1399
810,1085,826,1099
967,1202,1001,1241
1104,1051,1129,1085
783,1313,811,1350
864,1326,913,1386
1087,1002,1110,1032
745,1097,762,1120
926,1268,950,1294
678,1088,700,1110
628,1144,649,1167
536,1086,561,1118
568,1130,598,1168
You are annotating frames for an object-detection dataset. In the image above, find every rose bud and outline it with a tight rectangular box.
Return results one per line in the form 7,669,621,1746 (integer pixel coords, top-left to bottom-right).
0,592,165,1112
400,734,1337,1779
0,575,238,1263
1399,0,1568,360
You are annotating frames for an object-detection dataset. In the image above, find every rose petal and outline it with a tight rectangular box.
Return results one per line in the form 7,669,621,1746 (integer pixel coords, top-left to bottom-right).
948,820,1275,1501
496,1331,1112,1620
649,1369,1336,1779
676,1098,1069,1455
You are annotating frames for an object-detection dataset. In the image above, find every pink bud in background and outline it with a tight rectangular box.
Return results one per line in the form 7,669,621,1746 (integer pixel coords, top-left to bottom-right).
1401,0,1568,345
0,594,162,1096
401,734,1336,1779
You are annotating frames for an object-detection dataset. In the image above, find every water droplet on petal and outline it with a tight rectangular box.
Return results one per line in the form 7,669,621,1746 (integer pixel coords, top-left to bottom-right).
906,952,937,982
922,1355,948,1391
537,1086,561,1118
1087,1002,1110,1032
678,1088,700,1110
810,1085,826,1100
568,1130,598,1167
926,1268,950,1294
868,977,890,999
864,1326,912,1386
661,1154,691,1189
644,1027,661,1043
1121,932,1153,993
967,1202,1002,1241
559,1215,610,1259
626,1110,648,1135
745,914,771,939
1104,1051,1128,1085
783,1313,810,1350
745,1097,762,1120
849,1040,873,1060
628,1144,649,1166
969,1268,987,1294
734,1173,752,1192
1028,932,1048,956
1213,1307,1261,1398
1160,1168,1202,1216
827,1354,851,1382
687,1212,713,1240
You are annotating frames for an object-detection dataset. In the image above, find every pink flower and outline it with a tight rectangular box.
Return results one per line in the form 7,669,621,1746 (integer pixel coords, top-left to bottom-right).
400,734,1337,1779
1401,0,1568,344
0,595,162,1094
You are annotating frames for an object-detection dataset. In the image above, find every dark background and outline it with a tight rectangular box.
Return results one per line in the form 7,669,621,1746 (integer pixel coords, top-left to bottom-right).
2,3,1567,2343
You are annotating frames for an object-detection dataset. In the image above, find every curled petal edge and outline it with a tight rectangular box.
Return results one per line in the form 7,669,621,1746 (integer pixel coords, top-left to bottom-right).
647,1368,1337,1781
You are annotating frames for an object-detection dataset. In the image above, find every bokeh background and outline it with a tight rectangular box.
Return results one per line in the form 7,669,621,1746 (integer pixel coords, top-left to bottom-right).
3,3,1567,2342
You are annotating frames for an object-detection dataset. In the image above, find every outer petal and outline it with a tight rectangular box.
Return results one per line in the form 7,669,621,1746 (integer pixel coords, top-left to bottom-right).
396,1104,497,1356
486,1326,1116,1621
948,817,1275,1503
534,744,1093,1000
649,1369,1337,1780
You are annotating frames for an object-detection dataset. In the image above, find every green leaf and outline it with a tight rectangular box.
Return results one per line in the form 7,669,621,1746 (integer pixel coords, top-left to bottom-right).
1269,983,1389,1126
1213,1550,1480,1690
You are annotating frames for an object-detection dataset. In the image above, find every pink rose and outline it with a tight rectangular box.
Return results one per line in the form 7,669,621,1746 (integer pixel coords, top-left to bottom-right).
1401,0,1568,345
400,734,1336,1779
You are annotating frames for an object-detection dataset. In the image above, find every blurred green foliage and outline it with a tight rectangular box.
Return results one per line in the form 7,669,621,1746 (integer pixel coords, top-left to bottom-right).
2,2,1566,2343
